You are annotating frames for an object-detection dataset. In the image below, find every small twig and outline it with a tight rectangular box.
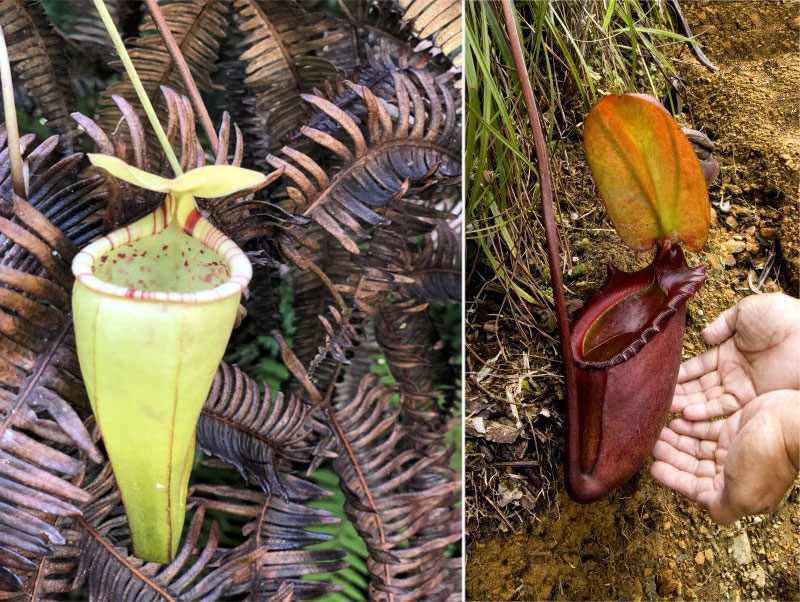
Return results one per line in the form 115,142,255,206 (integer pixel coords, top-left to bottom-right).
0,25,25,199
273,330,323,403
485,494,514,531
143,0,219,153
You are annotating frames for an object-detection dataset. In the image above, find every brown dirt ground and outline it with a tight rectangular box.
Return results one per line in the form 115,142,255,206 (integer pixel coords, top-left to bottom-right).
466,1,800,600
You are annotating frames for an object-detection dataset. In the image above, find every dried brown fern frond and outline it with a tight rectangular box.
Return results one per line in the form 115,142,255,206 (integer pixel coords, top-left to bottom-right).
197,361,311,495
75,498,245,600
280,224,363,397
401,221,460,303
356,218,461,311
285,45,440,152
328,373,461,601
15,461,118,601
375,301,451,447
338,0,408,61
190,479,348,600
95,0,230,151
397,0,462,68
0,129,105,592
334,317,378,406
232,0,357,151
269,70,460,254
65,0,143,58
75,86,280,243
214,16,271,168
0,0,78,144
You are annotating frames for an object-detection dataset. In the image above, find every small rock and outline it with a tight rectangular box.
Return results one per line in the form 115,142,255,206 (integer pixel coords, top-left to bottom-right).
657,571,682,597
705,548,714,563
759,227,778,239
695,550,705,565
725,240,747,254
732,532,753,565
725,215,738,228
746,565,767,588
790,15,800,31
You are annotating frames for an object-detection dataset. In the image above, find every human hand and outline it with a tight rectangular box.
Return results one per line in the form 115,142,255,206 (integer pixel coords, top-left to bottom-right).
670,293,800,422
651,389,800,524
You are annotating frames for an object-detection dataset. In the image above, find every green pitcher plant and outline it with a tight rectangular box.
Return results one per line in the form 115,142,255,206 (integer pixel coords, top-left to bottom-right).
72,154,266,562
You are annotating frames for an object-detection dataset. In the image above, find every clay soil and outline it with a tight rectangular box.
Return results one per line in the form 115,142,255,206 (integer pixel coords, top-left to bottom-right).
466,1,799,600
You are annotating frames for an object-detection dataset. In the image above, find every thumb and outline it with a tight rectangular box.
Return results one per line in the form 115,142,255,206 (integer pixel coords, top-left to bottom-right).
703,305,738,345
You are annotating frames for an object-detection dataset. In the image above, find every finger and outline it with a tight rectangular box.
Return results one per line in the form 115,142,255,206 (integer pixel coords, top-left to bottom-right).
669,390,708,413
659,427,718,460
683,393,742,421
702,305,739,345
669,417,725,441
652,440,717,477
651,461,715,501
672,387,724,413
676,372,722,396
677,349,719,384
703,305,739,345
696,489,730,523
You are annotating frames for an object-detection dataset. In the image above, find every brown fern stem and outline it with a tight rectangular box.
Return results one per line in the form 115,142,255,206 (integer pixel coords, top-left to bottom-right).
499,1,577,409
142,0,219,152
326,407,393,599
75,515,177,601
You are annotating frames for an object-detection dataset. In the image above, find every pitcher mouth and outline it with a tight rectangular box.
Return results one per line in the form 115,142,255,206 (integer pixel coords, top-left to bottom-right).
72,196,251,304
570,245,706,370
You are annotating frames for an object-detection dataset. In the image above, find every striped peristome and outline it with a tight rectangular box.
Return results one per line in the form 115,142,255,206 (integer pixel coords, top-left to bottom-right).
71,193,252,303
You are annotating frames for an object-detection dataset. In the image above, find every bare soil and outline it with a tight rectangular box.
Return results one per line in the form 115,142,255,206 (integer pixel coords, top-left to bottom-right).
466,1,799,600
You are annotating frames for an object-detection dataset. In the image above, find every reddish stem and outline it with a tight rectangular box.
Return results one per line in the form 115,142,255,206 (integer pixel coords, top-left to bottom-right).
143,0,219,153
499,2,577,406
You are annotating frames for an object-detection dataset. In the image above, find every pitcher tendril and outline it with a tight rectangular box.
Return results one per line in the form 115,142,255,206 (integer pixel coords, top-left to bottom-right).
92,0,182,176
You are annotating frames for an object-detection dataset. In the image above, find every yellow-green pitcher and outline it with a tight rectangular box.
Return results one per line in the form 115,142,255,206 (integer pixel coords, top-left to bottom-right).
72,155,265,562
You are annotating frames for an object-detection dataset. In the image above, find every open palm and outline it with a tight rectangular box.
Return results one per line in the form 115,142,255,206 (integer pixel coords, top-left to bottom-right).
669,293,800,422
651,293,800,523
653,390,800,523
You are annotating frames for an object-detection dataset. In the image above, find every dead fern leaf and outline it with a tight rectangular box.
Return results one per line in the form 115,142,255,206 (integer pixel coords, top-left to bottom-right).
190,479,348,600
269,70,460,254
197,361,311,495
66,0,142,57
232,0,357,150
95,0,230,149
328,373,461,601
0,0,78,144
0,129,104,592
397,0,462,68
